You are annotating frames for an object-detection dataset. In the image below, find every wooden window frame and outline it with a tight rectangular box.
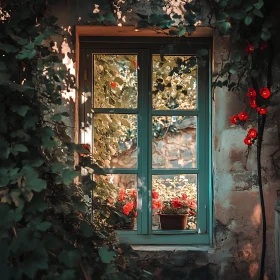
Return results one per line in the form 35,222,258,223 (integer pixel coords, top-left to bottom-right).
76,26,212,245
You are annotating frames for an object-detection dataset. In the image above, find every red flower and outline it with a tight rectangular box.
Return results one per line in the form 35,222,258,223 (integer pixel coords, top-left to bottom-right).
230,115,239,124
244,136,252,146
129,189,137,197
260,42,268,51
248,128,258,139
238,111,248,121
186,199,197,209
189,210,195,216
123,202,134,215
80,144,90,157
171,198,183,209
118,189,126,202
110,81,117,88
152,191,159,199
245,44,254,53
152,199,162,210
249,98,257,108
182,194,187,201
246,88,256,98
133,60,138,68
259,108,267,115
260,87,271,99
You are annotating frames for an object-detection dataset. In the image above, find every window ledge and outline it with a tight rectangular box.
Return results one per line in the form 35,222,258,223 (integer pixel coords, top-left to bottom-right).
132,245,211,252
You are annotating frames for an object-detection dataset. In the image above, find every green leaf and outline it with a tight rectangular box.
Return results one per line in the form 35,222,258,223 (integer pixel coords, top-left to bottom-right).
80,222,94,237
99,246,116,264
228,10,246,20
57,270,77,280
252,8,263,17
51,113,62,122
58,250,81,268
18,105,30,116
26,178,47,192
0,141,10,159
231,51,241,62
243,3,253,12
229,64,238,74
36,222,52,231
217,21,231,34
254,0,264,9
104,12,116,22
51,162,65,173
261,29,271,41
244,15,253,26
0,43,17,53
14,144,28,152
178,26,186,36
62,169,78,184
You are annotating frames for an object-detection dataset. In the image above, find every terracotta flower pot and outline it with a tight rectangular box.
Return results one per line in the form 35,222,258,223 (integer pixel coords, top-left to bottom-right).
159,214,188,230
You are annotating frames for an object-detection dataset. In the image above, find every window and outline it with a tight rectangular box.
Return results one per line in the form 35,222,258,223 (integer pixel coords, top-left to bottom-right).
79,36,211,244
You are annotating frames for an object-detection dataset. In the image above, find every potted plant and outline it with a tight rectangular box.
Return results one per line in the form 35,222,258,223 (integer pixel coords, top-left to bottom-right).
114,188,137,230
153,191,197,230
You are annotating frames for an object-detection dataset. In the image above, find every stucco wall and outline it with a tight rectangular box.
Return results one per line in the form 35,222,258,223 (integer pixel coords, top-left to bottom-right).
50,1,280,279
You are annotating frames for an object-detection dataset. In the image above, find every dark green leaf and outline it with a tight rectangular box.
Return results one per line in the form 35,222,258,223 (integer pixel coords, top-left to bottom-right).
26,178,47,192
0,43,17,53
254,0,264,9
99,246,116,264
14,144,28,152
252,8,263,18
231,51,241,61
36,222,52,231
80,222,94,237
62,169,78,184
51,113,62,122
58,250,81,268
261,29,271,41
244,15,253,26
18,105,30,116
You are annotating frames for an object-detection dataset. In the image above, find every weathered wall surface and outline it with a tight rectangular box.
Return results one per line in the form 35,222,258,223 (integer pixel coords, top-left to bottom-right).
51,1,280,279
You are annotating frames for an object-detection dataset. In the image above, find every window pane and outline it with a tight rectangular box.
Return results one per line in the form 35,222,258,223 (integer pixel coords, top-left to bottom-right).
152,174,197,231
93,54,138,108
93,114,137,168
152,55,197,110
98,174,138,230
152,116,197,168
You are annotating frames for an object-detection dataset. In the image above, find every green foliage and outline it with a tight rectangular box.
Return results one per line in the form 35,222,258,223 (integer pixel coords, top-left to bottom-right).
0,1,152,280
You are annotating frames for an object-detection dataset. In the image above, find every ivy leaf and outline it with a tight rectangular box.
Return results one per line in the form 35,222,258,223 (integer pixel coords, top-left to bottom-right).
99,246,116,264
178,26,186,36
244,15,253,26
26,178,47,192
104,13,116,22
231,51,241,62
62,169,78,184
58,250,81,268
14,144,28,152
13,105,30,117
57,270,77,280
0,141,10,159
36,222,52,231
0,43,17,53
252,8,263,18
216,21,231,34
51,113,62,122
254,0,264,9
261,29,271,41
229,64,238,74
80,222,94,237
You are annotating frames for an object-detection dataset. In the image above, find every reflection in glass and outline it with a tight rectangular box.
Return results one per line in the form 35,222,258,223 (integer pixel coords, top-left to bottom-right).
93,54,138,108
98,174,137,230
152,116,197,168
93,114,137,168
152,174,197,230
152,55,197,110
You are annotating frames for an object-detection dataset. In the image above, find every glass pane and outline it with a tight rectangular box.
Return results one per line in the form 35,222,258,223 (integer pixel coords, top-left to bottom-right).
152,174,197,231
152,116,197,168
93,54,138,108
152,55,197,110
96,174,138,230
93,114,137,168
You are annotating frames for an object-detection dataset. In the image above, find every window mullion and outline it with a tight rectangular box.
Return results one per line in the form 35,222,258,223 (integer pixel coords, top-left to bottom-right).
137,49,150,235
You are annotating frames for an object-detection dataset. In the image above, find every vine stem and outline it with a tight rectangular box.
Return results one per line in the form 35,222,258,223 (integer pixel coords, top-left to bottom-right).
257,113,266,280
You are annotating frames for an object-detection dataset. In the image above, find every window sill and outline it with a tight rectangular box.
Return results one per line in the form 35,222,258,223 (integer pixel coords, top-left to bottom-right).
132,245,211,252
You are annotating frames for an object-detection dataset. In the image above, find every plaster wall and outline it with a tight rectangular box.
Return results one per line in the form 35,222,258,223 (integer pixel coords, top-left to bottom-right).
50,1,280,279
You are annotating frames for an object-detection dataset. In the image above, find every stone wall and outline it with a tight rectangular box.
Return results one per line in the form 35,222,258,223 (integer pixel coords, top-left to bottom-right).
50,1,280,279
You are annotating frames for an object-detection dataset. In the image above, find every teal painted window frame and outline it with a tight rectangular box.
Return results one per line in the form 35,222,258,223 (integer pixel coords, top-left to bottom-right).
79,37,212,245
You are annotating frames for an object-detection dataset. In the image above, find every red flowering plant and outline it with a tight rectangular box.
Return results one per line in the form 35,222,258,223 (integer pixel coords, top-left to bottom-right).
230,86,271,146
152,176,197,229
113,188,137,228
